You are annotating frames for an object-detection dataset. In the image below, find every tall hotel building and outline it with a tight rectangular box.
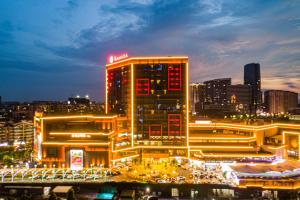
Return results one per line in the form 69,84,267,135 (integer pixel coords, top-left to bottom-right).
106,56,189,160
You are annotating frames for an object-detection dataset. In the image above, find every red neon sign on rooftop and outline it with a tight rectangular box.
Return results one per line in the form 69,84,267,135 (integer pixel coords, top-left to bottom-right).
108,53,128,64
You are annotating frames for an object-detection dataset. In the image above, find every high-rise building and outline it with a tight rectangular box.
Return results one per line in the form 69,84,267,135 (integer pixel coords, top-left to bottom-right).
190,83,205,115
203,78,231,111
264,90,298,114
227,84,252,114
106,55,189,157
244,63,262,114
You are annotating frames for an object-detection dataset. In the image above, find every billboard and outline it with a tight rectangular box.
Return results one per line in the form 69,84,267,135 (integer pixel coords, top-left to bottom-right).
70,150,83,170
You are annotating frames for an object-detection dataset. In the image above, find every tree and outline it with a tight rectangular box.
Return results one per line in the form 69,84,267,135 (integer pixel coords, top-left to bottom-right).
66,188,77,200
48,191,58,200
3,155,12,165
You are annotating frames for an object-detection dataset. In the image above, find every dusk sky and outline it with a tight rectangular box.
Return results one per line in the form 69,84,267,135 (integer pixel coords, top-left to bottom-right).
0,0,299,102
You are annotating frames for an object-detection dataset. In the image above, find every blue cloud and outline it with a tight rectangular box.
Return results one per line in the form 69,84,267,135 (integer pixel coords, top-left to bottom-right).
0,0,299,101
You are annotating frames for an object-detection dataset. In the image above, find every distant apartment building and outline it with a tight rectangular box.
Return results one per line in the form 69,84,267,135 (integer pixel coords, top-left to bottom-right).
227,84,252,114
203,78,231,112
264,90,298,114
0,120,33,149
190,83,205,115
244,63,262,114
0,122,7,144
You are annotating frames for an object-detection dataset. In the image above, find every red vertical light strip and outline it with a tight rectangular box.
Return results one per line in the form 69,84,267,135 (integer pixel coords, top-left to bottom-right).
168,114,181,138
168,64,182,91
136,78,150,96
149,124,162,138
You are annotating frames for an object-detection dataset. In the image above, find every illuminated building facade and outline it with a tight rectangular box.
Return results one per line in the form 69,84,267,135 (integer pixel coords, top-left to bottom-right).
227,84,252,114
203,78,231,113
106,56,189,160
264,90,298,114
33,114,125,168
33,54,300,168
190,83,205,115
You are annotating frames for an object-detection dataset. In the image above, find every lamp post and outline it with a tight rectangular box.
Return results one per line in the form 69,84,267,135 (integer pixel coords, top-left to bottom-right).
52,164,56,181
10,165,14,182
42,164,47,182
62,164,65,182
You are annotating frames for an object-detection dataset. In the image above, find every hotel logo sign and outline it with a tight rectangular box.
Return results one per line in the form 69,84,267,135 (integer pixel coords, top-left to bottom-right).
109,53,128,64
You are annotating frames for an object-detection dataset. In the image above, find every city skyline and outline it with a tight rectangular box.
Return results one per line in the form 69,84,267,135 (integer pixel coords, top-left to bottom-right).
0,0,300,101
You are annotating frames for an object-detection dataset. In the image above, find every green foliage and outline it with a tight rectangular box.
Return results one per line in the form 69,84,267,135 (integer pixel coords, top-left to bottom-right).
3,154,12,165
48,191,58,200
66,188,77,200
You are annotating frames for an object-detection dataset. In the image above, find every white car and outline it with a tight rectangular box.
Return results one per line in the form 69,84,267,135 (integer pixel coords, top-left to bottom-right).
85,174,101,180
67,174,82,179
46,175,56,180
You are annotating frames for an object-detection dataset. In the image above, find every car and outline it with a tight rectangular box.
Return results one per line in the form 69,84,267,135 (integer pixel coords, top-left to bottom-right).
28,175,41,180
176,176,186,181
157,179,168,183
46,175,56,180
67,174,82,179
85,174,101,180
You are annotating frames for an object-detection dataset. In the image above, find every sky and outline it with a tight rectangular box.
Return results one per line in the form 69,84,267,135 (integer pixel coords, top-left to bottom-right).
0,0,299,102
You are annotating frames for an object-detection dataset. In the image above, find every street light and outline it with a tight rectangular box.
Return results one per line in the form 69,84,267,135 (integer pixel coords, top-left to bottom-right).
10,165,14,182
62,164,65,181
146,187,150,194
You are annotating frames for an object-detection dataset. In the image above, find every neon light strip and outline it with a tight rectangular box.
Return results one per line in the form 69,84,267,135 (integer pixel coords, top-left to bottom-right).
189,140,256,143
168,64,182,91
189,123,300,130
49,131,115,136
131,63,134,148
267,145,286,150
149,125,162,137
106,56,189,67
111,154,139,162
40,115,118,120
189,146,254,149
168,114,181,137
105,68,108,114
189,136,256,140
186,62,190,158
282,131,300,145
201,154,274,157
112,145,188,153
42,142,110,145
136,78,150,96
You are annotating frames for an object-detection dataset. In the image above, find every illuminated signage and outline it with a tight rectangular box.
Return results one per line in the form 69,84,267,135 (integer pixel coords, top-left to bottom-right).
109,53,128,64
70,149,83,170
71,133,90,138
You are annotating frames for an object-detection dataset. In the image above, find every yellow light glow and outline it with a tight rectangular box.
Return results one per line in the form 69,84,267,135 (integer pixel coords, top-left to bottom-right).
42,142,110,146
267,145,286,150
105,68,108,114
282,131,300,145
202,153,274,158
106,56,189,67
131,63,134,148
189,136,256,140
186,62,190,158
189,146,254,149
111,145,188,153
49,131,114,136
41,115,118,120
111,154,139,162
189,123,300,132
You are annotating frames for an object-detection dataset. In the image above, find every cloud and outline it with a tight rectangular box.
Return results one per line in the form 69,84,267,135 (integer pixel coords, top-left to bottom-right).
1,0,300,101
200,0,223,14
0,20,14,45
